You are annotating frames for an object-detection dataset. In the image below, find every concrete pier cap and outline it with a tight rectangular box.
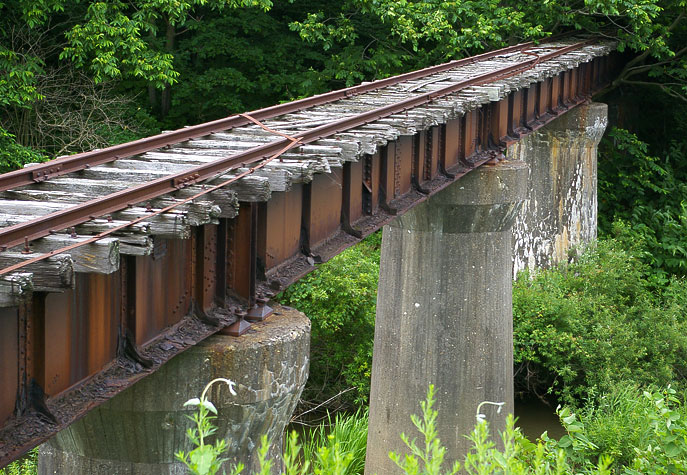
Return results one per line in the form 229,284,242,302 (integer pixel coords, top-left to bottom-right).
38,305,310,475
365,160,528,474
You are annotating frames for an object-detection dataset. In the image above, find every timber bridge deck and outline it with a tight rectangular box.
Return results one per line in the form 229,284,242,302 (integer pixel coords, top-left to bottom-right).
0,37,616,466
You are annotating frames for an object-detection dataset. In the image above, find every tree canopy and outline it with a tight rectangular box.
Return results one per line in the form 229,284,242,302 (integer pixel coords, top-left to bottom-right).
2,0,685,131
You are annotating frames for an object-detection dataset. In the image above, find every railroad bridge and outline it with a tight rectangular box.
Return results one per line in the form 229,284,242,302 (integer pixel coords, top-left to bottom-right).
0,38,616,473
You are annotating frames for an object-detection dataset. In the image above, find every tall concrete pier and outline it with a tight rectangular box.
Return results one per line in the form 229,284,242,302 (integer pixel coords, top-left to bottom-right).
511,102,608,276
365,161,528,474
38,307,310,475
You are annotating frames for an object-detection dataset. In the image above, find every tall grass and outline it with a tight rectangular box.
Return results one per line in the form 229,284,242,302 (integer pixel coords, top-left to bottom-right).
289,408,368,474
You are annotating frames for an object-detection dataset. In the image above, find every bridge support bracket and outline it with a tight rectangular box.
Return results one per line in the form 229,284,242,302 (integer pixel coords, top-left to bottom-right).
245,299,273,322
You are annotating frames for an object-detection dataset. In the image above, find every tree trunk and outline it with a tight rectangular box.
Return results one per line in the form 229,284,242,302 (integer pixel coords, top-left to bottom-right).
160,20,175,119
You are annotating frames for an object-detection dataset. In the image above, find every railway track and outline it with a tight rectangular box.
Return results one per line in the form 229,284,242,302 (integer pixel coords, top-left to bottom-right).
0,37,613,274
0,36,616,466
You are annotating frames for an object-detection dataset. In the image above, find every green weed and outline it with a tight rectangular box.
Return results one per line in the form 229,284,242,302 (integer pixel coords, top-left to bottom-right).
0,449,37,475
293,408,368,475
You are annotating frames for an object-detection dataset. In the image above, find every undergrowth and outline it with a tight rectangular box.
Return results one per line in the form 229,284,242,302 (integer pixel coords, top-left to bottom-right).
0,449,36,475
513,238,687,405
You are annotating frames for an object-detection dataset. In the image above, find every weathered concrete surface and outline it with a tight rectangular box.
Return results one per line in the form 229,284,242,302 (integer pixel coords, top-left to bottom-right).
38,306,309,475
509,102,608,277
365,161,528,474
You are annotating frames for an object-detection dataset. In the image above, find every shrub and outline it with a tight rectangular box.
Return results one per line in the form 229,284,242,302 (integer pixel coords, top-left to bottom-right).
391,385,687,475
598,127,687,278
552,385,687,474
0,128,46,173
0,449,36,475
513,239,687,405
278,232,381,407
568,382,682,467
390,385,615,475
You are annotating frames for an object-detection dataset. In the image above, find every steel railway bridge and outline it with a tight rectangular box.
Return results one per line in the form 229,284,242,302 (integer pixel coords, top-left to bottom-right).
0,37,618,470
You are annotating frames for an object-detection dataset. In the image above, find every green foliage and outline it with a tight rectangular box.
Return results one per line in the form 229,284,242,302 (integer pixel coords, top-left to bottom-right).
389,384,461,475
293,408,368,475
286,385,687,474
461,414,598,474
255,435,273,475
627,387,687,474
0,0,273,91
0,449,37,475
59,1,181,88
565,383,684,468
292,0,545,59
513,239,687,405
390,385,613,474
278,232,381,407
0,128,46,173
289,0,687,102
59,0,271,88
163,3,328,127
0,47,45,108
548,386,687,474
598,127,687,277
176,378,243,475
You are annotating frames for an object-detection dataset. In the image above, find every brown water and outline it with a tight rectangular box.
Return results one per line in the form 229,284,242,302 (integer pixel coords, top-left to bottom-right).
514,398,566,441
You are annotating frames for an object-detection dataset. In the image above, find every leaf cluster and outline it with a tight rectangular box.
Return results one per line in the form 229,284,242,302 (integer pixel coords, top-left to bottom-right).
176,397,233,475
0,449,37,475
599,127,687,277
0,128,47,173
390,385,461,475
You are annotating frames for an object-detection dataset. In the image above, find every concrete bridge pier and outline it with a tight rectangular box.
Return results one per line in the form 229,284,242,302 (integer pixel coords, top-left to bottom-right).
38,306,310,475
365,160,528,474
510,102,608,276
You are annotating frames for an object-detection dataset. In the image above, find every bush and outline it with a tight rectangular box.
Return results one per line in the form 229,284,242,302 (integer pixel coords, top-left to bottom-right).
553,385,687,474
513,239,687,405
598,127,687,278
390,385,615,475
390,385,687,475
278,232,381,408
0,449,37,475
0,128,46,173
569,382,679,467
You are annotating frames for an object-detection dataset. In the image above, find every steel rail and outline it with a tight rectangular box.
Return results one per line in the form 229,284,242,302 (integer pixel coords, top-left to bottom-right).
0,40,592,261
0,39,573,193
0,138,303,277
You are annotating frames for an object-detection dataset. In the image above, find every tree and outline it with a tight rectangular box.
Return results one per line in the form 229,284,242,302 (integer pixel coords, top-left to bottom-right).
291,0,687,102
0,0,272,160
